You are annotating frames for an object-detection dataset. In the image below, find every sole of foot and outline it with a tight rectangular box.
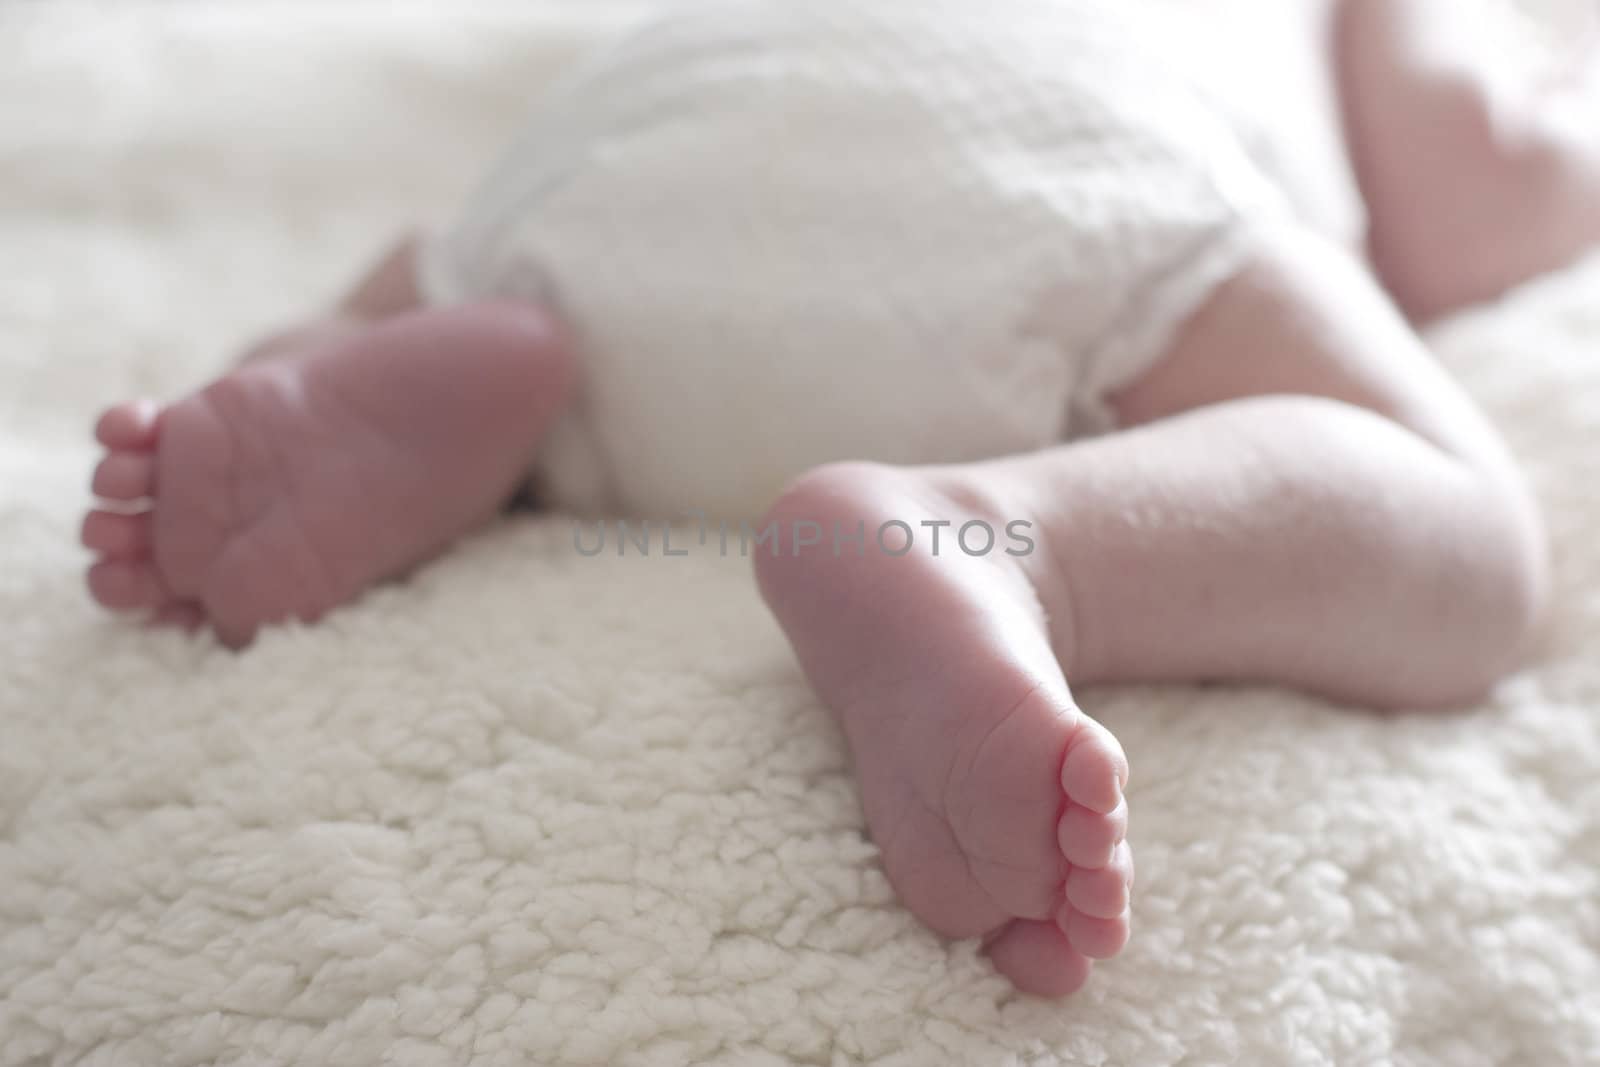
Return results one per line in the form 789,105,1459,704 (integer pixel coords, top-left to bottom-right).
753,461,1132,996
83,303,571,647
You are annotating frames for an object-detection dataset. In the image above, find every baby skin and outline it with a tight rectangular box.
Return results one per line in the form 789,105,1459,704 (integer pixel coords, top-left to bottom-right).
83,0,1573,995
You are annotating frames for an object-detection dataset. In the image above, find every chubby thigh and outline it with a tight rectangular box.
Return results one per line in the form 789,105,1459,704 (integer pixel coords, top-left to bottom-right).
420,0,1282,518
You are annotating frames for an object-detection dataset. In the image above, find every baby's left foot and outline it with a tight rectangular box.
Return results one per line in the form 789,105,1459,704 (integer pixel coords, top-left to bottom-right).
82,303,571,646
756,463,1132,996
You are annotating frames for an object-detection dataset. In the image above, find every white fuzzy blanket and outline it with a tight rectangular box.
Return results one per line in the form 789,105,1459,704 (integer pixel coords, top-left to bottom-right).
3,5,1598,1065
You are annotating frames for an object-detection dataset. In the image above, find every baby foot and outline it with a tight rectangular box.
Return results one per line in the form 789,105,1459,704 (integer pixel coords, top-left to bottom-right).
755,462,1133,996
83,303,571,646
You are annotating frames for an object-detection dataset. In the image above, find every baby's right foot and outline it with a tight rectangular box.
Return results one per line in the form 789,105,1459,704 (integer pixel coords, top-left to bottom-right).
755,462,1133,997
83,303,572,646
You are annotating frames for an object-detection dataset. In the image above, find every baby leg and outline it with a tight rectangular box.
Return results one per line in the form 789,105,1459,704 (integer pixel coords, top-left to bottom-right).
755,227,1548,996
238,235,427,366
1338,0,1600,319
84,301,573,646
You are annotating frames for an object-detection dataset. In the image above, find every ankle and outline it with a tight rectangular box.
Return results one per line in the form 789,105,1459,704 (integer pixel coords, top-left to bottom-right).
924,465,1084,680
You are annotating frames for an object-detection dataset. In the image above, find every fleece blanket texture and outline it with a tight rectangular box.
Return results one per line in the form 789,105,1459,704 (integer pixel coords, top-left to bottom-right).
2,3,1598,1064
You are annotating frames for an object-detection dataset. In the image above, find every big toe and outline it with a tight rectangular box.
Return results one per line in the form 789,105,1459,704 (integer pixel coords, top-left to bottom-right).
985,919,1093,998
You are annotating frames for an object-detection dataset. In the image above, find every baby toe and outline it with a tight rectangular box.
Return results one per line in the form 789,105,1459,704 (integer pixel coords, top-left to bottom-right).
87,559,171,612
81,510,153,560
1060,717,1128,815
1058,797,1127,869
1065,841,1134,919
92,451,157,502
94,400,161,451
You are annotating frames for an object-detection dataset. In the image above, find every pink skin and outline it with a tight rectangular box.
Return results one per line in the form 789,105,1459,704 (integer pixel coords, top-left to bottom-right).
752,222,1548,994
84,303,573,647
1336,0,1600,321
753,466,1133,996
80,0,1587,995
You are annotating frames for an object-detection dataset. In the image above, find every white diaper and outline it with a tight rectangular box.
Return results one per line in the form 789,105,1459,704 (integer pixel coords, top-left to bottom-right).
418,0,1296,519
